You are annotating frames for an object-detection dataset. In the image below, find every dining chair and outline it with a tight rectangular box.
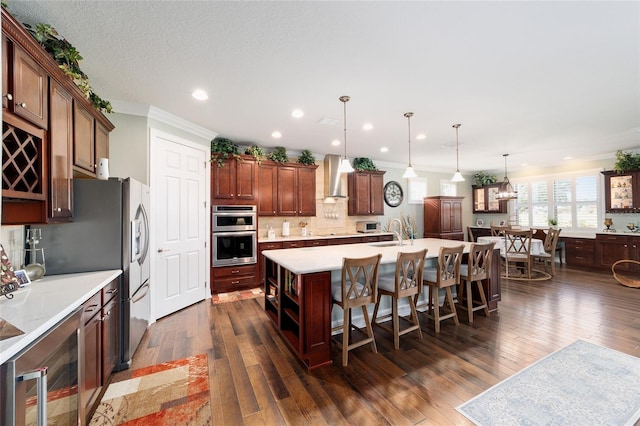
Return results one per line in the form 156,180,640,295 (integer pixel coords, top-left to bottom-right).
372,249,427,350
416,245,464,333
490,225,507,237
467,226,476,242
331,254,382,366
501,229,533,279
532,228,561,275
458,242,494,323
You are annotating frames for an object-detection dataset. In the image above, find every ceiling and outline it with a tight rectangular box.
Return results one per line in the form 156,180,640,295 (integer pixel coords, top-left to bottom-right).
6,1,640,173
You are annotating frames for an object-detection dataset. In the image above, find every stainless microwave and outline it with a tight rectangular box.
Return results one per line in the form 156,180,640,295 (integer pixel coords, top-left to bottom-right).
356,221,381,233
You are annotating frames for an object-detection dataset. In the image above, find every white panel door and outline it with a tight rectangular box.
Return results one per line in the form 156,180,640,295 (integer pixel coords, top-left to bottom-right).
151,129,209,320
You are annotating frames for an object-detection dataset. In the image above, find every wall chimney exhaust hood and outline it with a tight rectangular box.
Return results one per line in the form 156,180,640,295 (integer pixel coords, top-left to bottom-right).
324,154,346,199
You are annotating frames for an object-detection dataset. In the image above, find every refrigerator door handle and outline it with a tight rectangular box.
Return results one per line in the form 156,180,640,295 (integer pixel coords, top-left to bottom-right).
130,218,142,263
139,203,150,265
131,281,150,303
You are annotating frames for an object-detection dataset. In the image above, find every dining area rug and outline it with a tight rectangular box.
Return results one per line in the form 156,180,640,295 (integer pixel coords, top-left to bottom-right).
89,353,211,425
457,340,640,425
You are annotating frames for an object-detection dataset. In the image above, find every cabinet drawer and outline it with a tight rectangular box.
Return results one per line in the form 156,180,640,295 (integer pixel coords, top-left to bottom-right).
82,291,102,323
305,239,328,247
213,275,257,292
260,242,283,251
213,264,256,278
283,241,304,249
596,234,627,243
102,279,119,303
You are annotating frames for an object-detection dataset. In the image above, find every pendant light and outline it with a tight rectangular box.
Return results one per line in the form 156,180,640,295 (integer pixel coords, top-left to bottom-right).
451,123,465,182
402,112,418,179
337,95,354,173
496,153,518,200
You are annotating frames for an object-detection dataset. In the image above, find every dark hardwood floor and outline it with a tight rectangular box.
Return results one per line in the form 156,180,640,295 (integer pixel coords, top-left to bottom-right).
113,264,640,425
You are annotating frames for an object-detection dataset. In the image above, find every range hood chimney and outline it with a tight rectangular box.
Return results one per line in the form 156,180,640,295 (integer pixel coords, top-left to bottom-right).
324,154,346,199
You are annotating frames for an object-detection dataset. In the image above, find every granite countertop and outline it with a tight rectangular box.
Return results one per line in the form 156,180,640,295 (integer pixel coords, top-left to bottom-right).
258,232,394,243
0,269,122,363
262,237,470,275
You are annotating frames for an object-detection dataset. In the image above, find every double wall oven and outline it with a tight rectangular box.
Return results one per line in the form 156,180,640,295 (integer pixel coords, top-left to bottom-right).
212,205,257,267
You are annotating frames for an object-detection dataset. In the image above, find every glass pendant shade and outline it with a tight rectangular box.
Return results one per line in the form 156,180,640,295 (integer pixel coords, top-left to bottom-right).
496,153,518,200
339,95,353,174
403,112,418,179
451,123,465,182
403,166,417,179
451,171,465,182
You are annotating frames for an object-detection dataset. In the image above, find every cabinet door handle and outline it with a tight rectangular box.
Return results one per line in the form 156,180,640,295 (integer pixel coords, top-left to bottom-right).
3,93,13,101
17,367,47,424
106,288,118,295
231,270,240,274
16,101,26,108
85,304,99,312
231,280,240,284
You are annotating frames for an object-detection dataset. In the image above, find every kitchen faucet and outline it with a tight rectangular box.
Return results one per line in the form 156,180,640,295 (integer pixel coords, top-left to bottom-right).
390,218,404,246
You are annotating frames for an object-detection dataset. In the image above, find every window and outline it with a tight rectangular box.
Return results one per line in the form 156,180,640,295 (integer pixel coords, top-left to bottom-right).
440,179,457,196
407,177,428,204
513,171,600,231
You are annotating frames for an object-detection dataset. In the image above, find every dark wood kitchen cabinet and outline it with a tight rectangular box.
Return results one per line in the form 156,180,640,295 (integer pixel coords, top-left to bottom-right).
602,170,640,213
472,184,506,213
423,196,464,240
48,79,73,220
81,278,119,422
348,170,385,216
2,7,114,224
595,234,640,272
211,264,258,294
258,162,278,215
3,38,48,129
211,155,257,204
564,237,595,268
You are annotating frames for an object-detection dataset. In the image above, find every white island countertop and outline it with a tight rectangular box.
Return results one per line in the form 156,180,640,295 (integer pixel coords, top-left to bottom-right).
262,238,471,275
0,269,122,363
258,232,394,243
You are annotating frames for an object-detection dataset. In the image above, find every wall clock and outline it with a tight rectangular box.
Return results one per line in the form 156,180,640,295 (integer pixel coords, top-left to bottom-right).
384,181,403,207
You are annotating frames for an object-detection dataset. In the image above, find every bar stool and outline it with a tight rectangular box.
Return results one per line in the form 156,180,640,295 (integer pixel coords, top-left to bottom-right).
458,242,494,323
331,254,382,366
372,249,427,350
416,245,464,333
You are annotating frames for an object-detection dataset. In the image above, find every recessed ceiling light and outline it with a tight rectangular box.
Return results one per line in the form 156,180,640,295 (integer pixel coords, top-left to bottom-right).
291,109,304,118
563,156,573,160
331,139,341,146
191,89,208,101
272,131,282,139
416,133,426,140
520,163,528,167
380,147,389,153
363,123,373,131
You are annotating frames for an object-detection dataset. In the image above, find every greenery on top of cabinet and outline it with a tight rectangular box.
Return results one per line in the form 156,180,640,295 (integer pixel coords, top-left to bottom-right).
211,137,240,167
23,22,112,113
353,157,377,171
297,149,315,165
614,150,640,173
268,147,289,163
244,145,266,164
472,171,497,186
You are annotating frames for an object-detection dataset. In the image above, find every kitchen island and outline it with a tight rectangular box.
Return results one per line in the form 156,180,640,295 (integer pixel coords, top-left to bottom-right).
262,238,501,368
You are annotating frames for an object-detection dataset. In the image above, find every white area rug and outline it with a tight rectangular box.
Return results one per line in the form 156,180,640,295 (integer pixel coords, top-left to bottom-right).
457,340,640,426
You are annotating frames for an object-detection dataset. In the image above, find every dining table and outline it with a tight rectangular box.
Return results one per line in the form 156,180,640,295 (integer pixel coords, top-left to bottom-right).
477,235,545,256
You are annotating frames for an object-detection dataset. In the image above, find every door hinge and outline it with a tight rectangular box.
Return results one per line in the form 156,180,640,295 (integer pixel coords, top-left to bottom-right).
204,161,207,168
204,241,207,248
204,201,207,208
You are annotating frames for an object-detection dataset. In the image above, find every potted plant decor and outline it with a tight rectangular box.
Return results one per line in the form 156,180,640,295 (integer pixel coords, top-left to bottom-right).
472,171,497,187
244,145,266,164
211,137,240,167
613,150,640,173
297,149,316,165
353,157,378,171
268,147,289,163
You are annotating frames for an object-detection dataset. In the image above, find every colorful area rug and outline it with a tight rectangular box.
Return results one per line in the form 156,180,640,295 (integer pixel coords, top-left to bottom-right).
501,266,552,281
457,340,640,425
90,353,211,425
211,287,263,304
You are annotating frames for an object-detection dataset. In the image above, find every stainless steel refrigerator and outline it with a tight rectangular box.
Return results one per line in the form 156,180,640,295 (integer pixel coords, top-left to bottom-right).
38,177,150,370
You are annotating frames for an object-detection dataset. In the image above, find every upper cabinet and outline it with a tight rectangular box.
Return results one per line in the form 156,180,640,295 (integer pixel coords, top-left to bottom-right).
347,171,385,216
3,37,48,129
2,7,114,224
256,161,317,216
472,183,506,213
603,170,640,213
211,155,257,204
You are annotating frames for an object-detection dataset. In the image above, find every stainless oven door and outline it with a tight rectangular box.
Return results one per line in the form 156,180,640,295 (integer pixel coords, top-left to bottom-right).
212,231,257,266
212,212,257,232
